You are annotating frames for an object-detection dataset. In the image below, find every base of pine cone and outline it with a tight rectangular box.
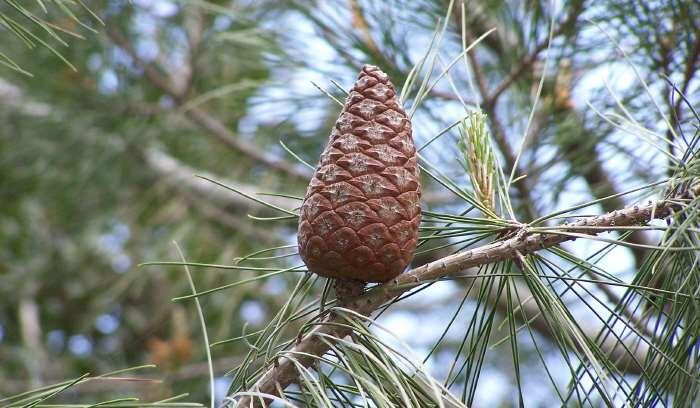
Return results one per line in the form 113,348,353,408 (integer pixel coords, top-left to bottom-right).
333,279,366,305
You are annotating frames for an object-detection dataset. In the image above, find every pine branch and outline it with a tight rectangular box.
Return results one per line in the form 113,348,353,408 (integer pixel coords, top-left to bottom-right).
232,188,697,407
458,2,655,267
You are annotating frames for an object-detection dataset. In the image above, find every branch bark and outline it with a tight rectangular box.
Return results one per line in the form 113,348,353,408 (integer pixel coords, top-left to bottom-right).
233,192,693,407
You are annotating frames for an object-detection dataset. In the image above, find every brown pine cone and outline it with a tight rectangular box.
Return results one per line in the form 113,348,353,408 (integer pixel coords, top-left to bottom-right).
298,65,421,283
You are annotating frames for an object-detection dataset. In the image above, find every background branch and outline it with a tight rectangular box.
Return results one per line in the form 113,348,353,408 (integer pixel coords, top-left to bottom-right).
106,28,311,181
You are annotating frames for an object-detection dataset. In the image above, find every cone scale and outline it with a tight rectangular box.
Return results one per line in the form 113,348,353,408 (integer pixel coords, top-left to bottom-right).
298,65,421,283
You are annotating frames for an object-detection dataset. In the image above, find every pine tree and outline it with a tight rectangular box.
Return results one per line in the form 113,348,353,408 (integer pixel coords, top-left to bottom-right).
1,1,698,407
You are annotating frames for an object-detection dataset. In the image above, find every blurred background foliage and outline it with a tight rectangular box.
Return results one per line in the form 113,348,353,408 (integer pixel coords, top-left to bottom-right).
0,0,698,406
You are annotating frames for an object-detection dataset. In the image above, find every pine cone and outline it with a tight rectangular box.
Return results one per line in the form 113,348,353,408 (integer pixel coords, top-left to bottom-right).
298,65,421,283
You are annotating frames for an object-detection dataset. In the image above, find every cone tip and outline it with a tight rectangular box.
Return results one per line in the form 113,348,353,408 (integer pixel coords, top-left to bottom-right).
359,64,389,83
